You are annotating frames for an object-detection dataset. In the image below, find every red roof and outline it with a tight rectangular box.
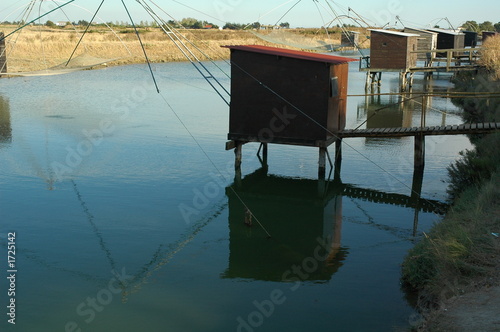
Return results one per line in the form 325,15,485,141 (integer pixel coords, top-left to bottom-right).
222,45,357,64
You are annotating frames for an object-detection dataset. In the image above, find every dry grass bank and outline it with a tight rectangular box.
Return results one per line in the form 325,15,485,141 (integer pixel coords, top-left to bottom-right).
480,35,500,79
0,26,362,73
0,26,269,72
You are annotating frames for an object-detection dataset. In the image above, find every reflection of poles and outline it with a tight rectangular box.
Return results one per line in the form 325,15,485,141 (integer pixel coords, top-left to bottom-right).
257,142,268,172
234,141,243,186
327,194,343,261
410,166,424,236
414,96,427,169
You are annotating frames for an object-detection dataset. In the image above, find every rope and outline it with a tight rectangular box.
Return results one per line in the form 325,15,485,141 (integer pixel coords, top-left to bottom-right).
273,0,302,27
0,0,77,41
158,92,272,238
66,0,106,66
120,0,160,93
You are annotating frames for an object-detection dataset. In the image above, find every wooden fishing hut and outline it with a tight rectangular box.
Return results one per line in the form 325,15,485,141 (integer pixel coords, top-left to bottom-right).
482,31,499,43
341,31,359,47
426,28,465,56
403,28,437,61
462,30,478,47
361,29,419,90
222,45,356,179
0,33,7,74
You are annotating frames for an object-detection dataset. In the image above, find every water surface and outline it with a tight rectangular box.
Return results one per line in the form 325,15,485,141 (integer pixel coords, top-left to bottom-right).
0,60,472,331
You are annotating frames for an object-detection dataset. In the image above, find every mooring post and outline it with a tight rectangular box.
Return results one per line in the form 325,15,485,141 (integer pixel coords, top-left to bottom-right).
0,32,7,74
318,147,327,180
334,138,342,180
410,165,424,236
414,134,425,169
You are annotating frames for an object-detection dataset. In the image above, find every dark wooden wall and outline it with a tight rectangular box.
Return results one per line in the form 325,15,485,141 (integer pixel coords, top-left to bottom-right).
404,28,437,60
228,49,349,146
370,32,417,70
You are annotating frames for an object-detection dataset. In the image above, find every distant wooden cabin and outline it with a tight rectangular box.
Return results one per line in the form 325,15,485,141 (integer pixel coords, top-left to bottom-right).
368,29,419,71
403,28,438,61
0,33,6,74
482,31,499,43
462,30,478,47
223,45,356,147
427,28,465,56
341,31,359,47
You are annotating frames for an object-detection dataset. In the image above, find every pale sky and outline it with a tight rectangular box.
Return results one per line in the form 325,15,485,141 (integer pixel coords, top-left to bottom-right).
0,0,498,29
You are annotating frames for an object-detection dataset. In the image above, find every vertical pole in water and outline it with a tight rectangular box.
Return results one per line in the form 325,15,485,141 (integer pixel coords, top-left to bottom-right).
0,33,7,74
365,72,372,91
410,165,424,236
318,147,326,180
318,146,327,196
414,134,425,169
334,138,342,181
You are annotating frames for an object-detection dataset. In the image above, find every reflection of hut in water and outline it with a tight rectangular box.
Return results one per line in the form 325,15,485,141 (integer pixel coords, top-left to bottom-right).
0,96,11,143
223,169,346,281
357,94,414,130
403,28,438,61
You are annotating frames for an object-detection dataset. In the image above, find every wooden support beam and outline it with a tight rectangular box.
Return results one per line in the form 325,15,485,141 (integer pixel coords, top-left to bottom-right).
414,134,425,169
319,147,327,180
334,138,342,181
0,32,7,74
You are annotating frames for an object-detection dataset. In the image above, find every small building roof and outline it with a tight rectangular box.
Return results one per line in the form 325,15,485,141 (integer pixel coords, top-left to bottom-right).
427,28,464,35
222,45,357,64
404,27,438,35
369,29,420,37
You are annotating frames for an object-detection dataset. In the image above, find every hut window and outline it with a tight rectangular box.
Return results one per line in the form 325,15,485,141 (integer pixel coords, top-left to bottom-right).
382,42,387,47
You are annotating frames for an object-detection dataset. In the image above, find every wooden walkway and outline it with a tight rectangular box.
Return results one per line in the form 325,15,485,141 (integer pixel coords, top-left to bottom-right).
338,122,500,138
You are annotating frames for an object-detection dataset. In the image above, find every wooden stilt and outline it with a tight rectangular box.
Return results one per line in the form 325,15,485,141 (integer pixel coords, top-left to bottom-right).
334,138,342,180
0,32,7,74
318,147,326,180
414,134,425,169
410,165,424,236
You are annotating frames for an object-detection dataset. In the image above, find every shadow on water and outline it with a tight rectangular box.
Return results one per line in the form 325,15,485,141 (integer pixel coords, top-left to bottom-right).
223,164,448,282
0,95,11,144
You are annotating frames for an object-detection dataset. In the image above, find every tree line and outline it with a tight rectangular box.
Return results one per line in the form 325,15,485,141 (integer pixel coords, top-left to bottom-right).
461,20,500,32
0,18,291,30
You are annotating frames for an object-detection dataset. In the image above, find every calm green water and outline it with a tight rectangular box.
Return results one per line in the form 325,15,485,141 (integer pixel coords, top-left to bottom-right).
0,60,472,332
